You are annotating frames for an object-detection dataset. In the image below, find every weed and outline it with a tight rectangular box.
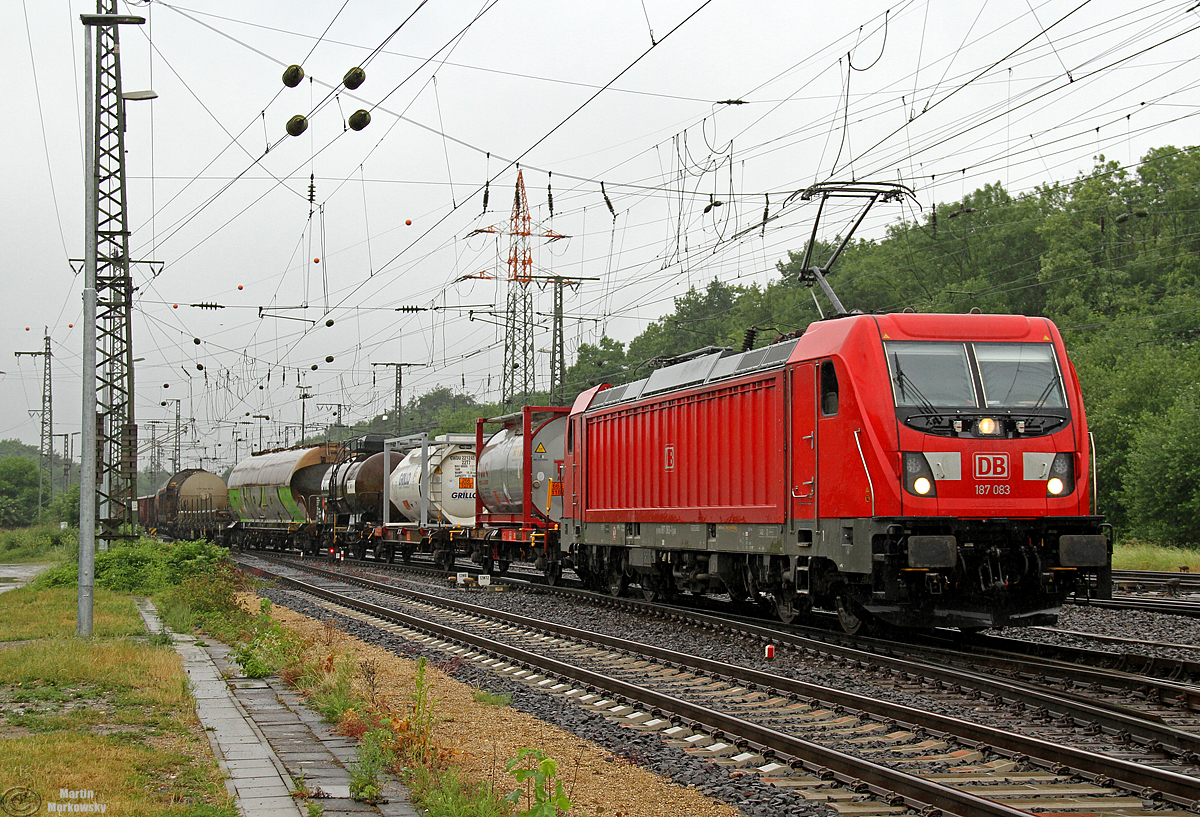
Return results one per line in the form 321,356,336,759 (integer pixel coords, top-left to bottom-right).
349,728,393,803
32,537,230,595
503,748,573,817
232,622,303,678
1113,539,1200,572
401,656,439,765
360,657,382,709
290,772,312,798
149,631,174,647
305,801,325,817
0,525,76,563
319,617,340,647
472,689,512,707
309,654,358,722
406,764,508,817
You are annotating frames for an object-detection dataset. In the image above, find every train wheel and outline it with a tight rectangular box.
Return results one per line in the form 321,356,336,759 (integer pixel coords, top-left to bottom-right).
607,569,629,597
544,562,563,586
836,593,869,636
401,548,413,565
640,574,661,602
480,556,495,575
496,560,510,576
774,591,799,624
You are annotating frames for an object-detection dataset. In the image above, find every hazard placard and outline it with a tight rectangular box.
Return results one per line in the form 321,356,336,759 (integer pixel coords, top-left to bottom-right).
535,443,547,453
549,481,564,496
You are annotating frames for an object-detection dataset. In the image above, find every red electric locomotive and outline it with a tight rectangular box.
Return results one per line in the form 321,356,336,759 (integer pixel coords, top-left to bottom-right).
561,311,1111,633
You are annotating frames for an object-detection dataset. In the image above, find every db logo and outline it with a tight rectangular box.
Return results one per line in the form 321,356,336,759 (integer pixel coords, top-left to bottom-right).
974,453,1009,479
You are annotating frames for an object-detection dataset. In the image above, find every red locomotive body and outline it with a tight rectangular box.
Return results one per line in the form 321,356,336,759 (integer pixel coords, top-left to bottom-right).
562,312,1110,631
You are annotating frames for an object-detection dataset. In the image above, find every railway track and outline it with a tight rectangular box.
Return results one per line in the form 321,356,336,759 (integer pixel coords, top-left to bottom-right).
236,553,1200,817
1067,569,1200,618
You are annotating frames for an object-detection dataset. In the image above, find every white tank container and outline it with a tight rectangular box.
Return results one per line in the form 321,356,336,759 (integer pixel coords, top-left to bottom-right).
388,444,477,526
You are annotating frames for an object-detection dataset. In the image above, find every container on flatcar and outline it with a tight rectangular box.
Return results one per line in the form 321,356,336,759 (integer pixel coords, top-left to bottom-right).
476,411,568,522
389,443,477,526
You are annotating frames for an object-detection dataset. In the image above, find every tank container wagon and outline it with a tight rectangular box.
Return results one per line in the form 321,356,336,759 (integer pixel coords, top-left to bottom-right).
360,433,478,566
561,312,1111,633
472,407,570,580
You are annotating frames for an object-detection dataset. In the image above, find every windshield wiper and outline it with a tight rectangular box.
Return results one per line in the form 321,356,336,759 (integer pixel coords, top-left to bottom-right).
893,363,940,418
1031,376,1060,411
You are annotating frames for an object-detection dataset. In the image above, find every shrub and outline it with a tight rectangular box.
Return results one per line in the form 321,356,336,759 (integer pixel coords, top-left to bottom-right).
31,537,232,595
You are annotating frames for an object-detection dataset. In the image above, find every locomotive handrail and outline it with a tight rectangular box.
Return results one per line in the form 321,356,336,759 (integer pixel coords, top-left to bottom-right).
1088,431,1098,515
854,428,874,517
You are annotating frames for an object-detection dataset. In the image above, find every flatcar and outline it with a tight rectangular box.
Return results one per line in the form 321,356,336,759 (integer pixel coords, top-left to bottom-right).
561,311,1111,632
137,468,234,541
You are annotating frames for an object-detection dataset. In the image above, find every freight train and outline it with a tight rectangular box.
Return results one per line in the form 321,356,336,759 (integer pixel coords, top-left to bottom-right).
139,310,1112,633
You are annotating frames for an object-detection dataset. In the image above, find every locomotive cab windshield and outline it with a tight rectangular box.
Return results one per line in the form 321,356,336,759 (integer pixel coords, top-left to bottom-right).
885,341,1069,436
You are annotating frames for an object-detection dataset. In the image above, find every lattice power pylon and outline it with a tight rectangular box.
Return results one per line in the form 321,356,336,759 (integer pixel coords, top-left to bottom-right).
14,331,53,513
471,171,565,407
83,6,145,545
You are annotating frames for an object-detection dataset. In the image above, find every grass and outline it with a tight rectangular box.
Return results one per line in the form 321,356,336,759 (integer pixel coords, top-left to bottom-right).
472,689,513,707
0,524,76,564
0,585,146,641
0,584,235,817
406,765,509,817
0,733,231,816
1112,539,1200,572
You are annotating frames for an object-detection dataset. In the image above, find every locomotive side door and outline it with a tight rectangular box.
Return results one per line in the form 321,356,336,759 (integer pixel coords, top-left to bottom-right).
789,362,818,527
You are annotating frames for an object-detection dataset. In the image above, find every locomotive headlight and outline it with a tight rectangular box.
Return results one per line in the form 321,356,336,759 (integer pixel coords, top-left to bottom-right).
1046,453,1075,497
903,453,937,497
975,417,1002,436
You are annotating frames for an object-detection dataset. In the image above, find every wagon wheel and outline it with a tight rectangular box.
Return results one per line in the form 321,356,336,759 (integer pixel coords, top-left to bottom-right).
774,590,800,624
544,561,563,586
640,573,663,603
401,547,413,564
495,560,510,576
836,592,870,636
479,555,495,576
436,548,456,572
607,568,629,598
379,544,394,564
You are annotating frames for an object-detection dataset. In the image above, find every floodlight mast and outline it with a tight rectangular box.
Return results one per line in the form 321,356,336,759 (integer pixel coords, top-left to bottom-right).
795,181,915,316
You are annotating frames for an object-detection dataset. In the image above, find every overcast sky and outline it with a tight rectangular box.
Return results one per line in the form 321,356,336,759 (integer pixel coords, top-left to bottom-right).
4,0,1199,471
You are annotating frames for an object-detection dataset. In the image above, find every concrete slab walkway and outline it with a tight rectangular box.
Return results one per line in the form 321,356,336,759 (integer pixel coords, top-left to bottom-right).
135,599,418,817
